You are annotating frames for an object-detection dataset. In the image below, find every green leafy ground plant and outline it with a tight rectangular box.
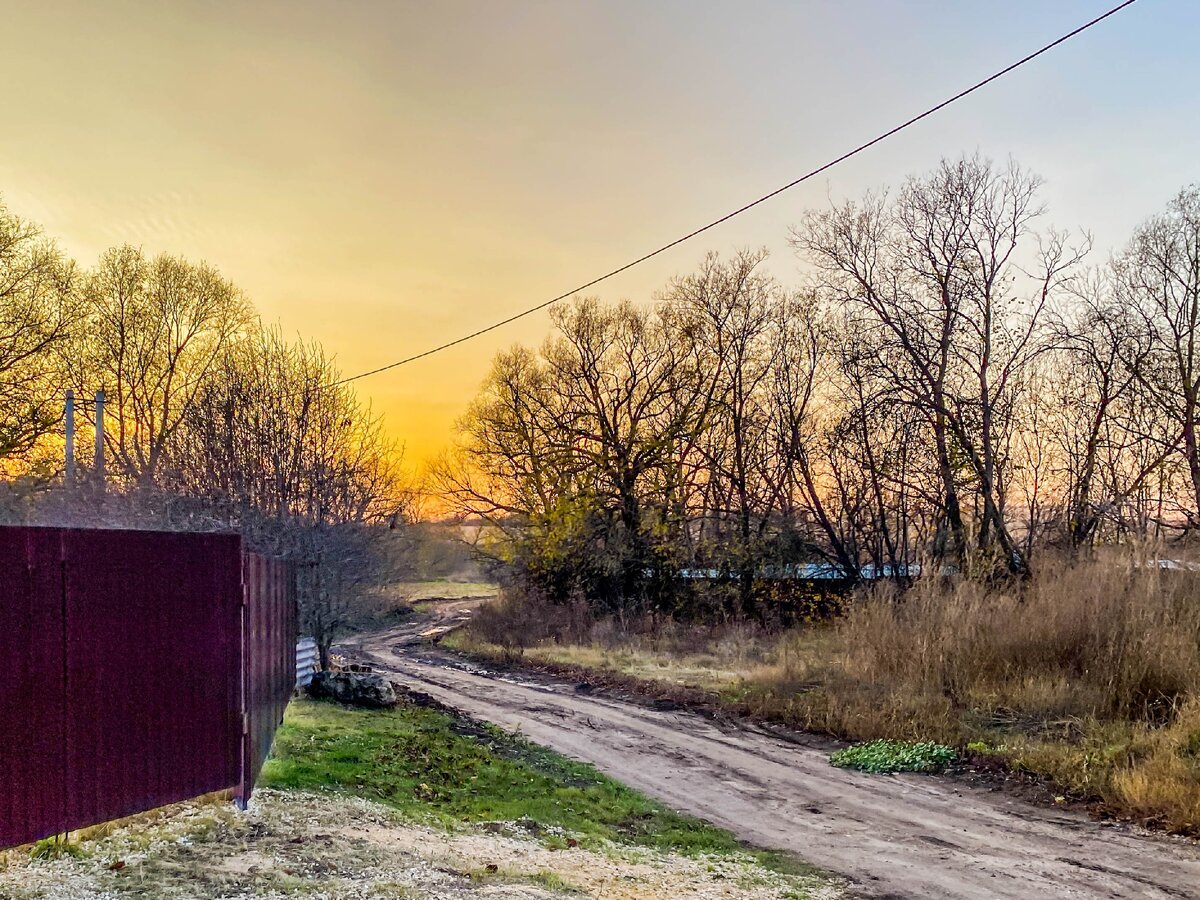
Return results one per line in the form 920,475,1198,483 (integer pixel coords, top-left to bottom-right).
829,740,955,774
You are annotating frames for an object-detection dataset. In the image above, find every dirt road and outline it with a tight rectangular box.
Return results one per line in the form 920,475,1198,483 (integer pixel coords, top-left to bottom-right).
342,612,1200,899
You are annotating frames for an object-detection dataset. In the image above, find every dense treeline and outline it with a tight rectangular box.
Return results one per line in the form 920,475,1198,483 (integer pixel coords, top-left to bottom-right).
440,156,1200,619
0,198,406,664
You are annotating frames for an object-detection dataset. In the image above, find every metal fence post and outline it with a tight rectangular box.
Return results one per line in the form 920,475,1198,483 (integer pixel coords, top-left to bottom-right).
93,390,105,492
64,390,75,488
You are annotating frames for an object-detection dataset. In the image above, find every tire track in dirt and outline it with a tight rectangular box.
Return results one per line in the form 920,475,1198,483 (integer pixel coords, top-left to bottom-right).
343,622,1200,900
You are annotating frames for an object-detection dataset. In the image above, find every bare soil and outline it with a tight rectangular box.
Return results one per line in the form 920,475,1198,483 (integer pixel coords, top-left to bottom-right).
342,601,1200,900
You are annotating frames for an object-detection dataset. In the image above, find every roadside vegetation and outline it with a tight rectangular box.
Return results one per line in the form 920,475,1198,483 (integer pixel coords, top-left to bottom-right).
450,554,1200,835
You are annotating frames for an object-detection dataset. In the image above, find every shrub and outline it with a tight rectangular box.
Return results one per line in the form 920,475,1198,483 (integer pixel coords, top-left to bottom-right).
467,587,593,649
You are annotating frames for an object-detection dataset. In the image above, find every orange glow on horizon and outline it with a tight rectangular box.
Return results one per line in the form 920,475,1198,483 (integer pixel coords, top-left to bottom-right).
3,2,1196,471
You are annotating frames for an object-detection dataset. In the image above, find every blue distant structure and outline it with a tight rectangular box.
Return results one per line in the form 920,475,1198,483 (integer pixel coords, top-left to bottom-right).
672,556,1195,585
677,563,921,582
674,559,1200,582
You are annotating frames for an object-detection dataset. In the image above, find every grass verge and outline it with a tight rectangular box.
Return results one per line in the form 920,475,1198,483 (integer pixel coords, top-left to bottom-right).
262,697,820,878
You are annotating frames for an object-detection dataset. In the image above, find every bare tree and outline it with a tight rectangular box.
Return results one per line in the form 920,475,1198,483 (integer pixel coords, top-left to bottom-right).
1113,187,1200,530
0,199,76,467
792,155,1085,574
1041,272,1167,546
666,249,783,613
70,246,252,484
169,324,407,666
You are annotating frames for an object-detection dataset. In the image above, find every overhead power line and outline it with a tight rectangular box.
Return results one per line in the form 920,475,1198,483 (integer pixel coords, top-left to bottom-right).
333,0,1138,388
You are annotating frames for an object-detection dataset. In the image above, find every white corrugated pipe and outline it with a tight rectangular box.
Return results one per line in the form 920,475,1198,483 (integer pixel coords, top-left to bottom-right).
295,637,319,688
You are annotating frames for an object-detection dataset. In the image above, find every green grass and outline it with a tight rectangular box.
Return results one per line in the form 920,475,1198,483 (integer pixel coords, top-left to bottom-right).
829,739,956,774
28,837,86,861
263,698,811,874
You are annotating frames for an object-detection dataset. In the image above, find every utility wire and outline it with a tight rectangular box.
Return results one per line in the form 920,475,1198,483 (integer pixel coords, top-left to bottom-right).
332,0,1139,388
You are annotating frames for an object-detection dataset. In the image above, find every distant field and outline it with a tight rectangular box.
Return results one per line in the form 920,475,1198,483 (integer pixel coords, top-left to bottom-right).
395,580,499,602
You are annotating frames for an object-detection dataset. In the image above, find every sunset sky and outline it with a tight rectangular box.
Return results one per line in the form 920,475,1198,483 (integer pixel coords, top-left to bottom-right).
3,0,1197,467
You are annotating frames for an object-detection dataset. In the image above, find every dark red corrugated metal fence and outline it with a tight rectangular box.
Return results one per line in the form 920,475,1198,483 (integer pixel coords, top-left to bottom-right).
0,527,295,850
240,553,297,804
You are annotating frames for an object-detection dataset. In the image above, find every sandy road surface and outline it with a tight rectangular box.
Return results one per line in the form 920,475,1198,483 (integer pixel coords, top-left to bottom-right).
342,613,1200,900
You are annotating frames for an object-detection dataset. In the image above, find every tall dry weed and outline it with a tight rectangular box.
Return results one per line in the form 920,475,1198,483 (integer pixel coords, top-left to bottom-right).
1114,696,1200,831
840,553,1200,724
